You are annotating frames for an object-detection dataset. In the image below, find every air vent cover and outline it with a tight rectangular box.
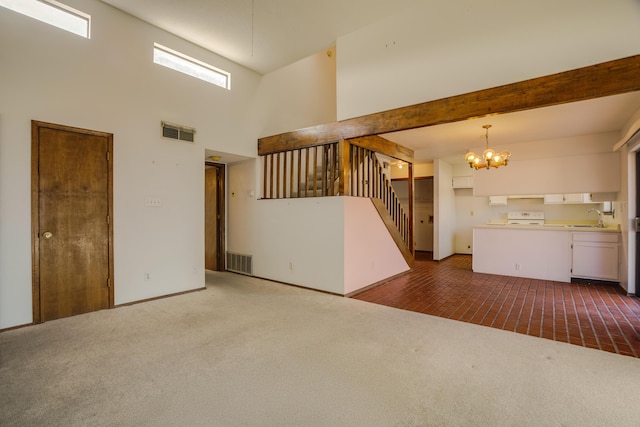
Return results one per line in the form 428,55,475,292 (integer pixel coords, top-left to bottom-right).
162,121,195,143
226,252,253,275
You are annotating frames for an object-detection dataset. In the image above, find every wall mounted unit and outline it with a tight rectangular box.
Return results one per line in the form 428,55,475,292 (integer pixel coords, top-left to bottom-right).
162,121,195,142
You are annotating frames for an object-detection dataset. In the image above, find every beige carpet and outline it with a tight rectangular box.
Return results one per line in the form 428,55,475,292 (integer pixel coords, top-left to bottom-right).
1,271,640,426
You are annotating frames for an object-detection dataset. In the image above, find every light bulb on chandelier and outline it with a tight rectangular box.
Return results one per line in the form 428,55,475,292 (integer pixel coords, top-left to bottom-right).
464,125,511,170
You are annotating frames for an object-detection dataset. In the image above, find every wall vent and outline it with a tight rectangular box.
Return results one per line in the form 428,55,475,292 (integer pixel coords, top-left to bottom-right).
226,252,253,275
162,121,195,142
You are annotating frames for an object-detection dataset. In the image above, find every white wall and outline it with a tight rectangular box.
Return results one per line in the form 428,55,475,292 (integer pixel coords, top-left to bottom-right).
0,0,262,328
434,159,455,260
391,162,434,179
344,197,409,294
227,159,259,256
232,194,409,296
473,152,620,196
254,47,337,138
336,0,640,120
251,197,345,294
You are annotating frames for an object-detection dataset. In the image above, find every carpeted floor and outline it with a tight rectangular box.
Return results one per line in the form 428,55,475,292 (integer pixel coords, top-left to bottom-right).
1,271,640,426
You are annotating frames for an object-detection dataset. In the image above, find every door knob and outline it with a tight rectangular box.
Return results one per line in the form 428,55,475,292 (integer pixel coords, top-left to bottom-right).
42,231,53,239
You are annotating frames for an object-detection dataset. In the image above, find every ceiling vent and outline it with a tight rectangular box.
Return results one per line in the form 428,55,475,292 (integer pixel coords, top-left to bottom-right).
162,121,195,143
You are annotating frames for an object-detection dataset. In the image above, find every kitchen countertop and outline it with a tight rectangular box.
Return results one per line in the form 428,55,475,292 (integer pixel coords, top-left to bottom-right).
474,223,620,233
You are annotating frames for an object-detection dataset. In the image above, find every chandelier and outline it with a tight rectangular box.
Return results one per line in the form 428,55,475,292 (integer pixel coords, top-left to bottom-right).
464,125,511,169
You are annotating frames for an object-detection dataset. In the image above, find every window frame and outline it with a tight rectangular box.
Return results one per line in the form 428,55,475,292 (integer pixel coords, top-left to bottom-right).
0,0,91,39
153,43,231,90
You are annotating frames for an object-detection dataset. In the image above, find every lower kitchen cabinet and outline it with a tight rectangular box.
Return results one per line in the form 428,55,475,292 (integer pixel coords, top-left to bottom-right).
571,232,619,281
473,228,571,282
473,226,621,283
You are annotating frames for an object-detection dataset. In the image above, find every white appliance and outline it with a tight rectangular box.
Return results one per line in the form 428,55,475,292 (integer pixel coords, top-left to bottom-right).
507,211,545,225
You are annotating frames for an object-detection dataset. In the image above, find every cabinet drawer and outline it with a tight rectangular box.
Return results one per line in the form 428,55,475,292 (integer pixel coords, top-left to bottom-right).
572,232,619,243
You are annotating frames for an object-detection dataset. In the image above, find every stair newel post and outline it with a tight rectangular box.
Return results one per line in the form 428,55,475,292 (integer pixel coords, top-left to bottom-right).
408,162,414,255
338,139,351,196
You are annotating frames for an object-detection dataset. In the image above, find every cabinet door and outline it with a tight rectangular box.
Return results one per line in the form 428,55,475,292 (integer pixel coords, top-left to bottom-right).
544,194,564,204
563,193,587,203
489,195,507,205
452,176,473,188
572,242,619,280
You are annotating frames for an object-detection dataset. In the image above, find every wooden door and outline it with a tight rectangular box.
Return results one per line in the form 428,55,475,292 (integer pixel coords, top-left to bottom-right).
205,163,225,270
32,121,113,323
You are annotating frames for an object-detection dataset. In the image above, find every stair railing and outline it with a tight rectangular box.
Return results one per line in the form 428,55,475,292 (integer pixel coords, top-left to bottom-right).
262,142,339,199
259,138,413,262
349,145,411,250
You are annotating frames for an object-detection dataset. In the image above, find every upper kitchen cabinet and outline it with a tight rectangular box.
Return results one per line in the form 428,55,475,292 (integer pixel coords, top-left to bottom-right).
452,176,473,189
544,193,594,204
473,152,619,196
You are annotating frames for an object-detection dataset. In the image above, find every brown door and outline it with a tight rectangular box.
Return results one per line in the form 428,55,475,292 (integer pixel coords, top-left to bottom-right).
32,121,114,323
205,163,225,270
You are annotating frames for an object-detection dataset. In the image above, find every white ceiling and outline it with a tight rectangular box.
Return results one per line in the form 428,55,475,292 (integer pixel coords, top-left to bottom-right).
99,0,418,75
100,0,640,164
384,92,640,164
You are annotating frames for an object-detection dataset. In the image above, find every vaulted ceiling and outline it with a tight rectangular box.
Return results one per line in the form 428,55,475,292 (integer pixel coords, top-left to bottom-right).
100,0,640,164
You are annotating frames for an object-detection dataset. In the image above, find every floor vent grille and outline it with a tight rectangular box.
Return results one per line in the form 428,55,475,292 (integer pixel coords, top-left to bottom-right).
226,252,253,275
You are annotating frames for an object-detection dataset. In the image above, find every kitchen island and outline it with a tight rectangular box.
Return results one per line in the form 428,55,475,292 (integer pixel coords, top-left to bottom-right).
473,224,620,283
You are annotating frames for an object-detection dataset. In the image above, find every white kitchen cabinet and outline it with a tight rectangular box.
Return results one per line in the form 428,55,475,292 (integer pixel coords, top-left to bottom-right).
452,176,473,189
544,193,593,204
543,194,565,204
488,195,507,206
571,232,619,281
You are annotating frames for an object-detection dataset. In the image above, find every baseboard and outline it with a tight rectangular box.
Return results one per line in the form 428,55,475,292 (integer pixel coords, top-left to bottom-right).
345,269,412,298
115,287,206,307
238,272,343,297
0,322,35,333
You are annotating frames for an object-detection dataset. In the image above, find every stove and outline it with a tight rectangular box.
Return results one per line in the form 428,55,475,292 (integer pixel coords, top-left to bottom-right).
507,211,545,225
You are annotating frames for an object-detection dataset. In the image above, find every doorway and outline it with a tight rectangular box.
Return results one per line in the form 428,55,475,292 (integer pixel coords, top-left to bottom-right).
205,162,225,270
391,177,434,252
31,121,114,323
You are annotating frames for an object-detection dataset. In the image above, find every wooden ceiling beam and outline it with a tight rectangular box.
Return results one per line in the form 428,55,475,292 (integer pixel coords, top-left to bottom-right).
348,135,414,164
258,54,640,154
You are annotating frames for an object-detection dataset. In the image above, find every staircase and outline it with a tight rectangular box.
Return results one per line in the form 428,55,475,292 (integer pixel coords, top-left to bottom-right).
260,137,414,267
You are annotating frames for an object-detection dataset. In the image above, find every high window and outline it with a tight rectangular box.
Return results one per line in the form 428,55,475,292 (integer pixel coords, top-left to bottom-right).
153,43,231,90
0,0,90,38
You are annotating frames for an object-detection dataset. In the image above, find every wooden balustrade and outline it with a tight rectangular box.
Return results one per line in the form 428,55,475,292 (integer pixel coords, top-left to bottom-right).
260,139,413,261
262,142,339,199
349,145,411,249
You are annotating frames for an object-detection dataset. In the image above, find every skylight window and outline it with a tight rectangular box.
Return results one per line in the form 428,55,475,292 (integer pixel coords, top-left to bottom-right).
153,43,231,90
0,0,90,39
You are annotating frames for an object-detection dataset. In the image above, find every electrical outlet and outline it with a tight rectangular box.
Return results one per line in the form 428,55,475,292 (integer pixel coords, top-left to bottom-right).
144,272,151,281
515,263,521,271
289,262,294,271
144,198,161,207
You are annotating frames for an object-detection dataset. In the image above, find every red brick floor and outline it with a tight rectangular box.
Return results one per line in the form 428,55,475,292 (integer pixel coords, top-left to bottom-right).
352,252,640,358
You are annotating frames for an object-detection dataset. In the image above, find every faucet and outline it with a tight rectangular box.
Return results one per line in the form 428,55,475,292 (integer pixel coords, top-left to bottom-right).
588,208,604,228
